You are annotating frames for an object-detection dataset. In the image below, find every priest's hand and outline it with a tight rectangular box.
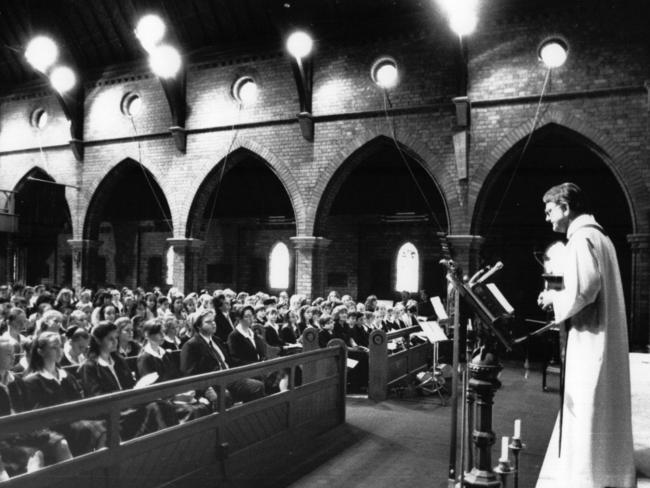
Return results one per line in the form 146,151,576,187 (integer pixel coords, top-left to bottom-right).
537,290,554,311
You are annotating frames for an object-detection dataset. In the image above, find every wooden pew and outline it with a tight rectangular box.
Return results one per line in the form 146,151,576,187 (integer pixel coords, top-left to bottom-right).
368,325,433,401
0,346,347,488
301,328,347,386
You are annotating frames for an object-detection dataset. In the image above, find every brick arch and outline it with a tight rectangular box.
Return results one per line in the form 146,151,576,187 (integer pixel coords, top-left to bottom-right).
82,158,172,241
470,110,646,234
311,133,453,236
181,140,306,238
12,166,73,233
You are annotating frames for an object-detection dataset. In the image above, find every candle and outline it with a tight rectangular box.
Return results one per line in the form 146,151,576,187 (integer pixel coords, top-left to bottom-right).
501,436,509,461
514,419,521,439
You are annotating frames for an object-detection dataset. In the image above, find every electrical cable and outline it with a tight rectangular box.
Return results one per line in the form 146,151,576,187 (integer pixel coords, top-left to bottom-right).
485,68,552,235
381,89,447,235
128,117,173,233
202,102,244,240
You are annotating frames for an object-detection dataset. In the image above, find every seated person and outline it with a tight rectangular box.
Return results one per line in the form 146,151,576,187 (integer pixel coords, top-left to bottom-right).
160,314,182,352
33,309,64,337
59,327,90,368
79,322,176,440
67,310,90,332
331,306,369,393
349,312,370,348
180,310,264,406
1,308,31,356
227,306,267,367
137,321,209,422
317,316,335,348
115,317,141,357
279,310,303,352
0,337,72,477
22,333,106,457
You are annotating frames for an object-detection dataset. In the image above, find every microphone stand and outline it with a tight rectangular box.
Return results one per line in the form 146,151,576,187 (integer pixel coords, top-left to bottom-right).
442,258,511,488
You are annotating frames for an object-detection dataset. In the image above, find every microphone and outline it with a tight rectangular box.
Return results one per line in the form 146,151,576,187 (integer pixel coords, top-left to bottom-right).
468,264,491,285
475,261,504,284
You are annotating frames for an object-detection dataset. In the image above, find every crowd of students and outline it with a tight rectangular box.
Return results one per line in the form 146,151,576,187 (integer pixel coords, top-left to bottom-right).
0,282,432,480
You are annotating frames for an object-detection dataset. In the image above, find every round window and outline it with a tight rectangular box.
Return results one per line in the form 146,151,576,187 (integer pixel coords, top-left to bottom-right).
121,92,143,117
30,108,49,129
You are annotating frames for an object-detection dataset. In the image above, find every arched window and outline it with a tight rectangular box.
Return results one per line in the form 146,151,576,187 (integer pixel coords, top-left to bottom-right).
395,242,419,293
269,242,290,289
165,247,174,285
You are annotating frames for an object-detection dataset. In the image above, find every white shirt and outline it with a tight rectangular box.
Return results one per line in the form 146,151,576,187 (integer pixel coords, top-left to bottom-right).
143,342,165,359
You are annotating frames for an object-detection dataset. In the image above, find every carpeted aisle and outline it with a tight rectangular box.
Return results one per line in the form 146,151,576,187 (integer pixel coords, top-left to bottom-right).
280,363,558,488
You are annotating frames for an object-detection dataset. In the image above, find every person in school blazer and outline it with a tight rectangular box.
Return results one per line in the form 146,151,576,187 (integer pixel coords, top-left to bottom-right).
212,294,235,344
79,322,175,440
227,325,267,367
181,310,264,404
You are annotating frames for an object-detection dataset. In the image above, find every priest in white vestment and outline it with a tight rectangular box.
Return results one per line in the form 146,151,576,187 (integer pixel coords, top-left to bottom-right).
538,182,635,488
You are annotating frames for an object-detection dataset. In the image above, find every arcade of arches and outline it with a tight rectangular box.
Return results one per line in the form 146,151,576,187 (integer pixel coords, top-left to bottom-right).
2,124,648,348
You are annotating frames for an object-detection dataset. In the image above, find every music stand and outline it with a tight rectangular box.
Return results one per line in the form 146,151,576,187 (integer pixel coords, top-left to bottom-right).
415,320,450,405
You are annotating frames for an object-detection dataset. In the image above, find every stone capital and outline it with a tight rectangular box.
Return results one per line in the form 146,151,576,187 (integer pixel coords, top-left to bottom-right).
290,236,331,251
166,238,205,250
67,239,102,251
446,234,484,250
627,233,650,250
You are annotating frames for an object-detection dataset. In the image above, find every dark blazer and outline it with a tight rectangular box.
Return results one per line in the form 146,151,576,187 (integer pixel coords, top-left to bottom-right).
161,338,181,352
280,324,300,345
264,325,284,348
227,329,266,367
351,325,370,348
0,375,29,414
22,371,83,410
78,353,136,397
318,329,334,349
137,351,181,383
121,340,142,358
180,334,229,376
214,311,236,344
332,320,353,347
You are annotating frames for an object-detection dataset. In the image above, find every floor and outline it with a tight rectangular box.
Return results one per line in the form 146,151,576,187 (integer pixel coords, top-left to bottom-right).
243,353,650,488
276,362,558,488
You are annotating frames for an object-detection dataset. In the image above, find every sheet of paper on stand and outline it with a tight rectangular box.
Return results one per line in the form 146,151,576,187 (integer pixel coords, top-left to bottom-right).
419,321,448,343
430,296,448,320
346,358,359,369
485,283,515,314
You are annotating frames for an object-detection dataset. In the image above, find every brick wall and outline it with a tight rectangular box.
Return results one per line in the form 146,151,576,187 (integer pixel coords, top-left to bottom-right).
0,5,647,341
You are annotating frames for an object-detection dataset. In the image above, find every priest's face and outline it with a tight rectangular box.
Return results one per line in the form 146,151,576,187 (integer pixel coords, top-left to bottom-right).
544,201,570,234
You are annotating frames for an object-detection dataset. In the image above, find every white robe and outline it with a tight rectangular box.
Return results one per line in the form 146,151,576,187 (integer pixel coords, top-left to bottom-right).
550,214,635,488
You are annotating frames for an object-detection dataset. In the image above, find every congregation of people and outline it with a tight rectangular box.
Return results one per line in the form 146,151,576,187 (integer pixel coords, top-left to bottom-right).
0,283,433,480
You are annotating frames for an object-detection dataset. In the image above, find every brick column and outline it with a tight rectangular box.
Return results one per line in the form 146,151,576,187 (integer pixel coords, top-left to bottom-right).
627,233,650,348
447,234,485,277
166,238,204,294
67,239,101,291
290,236,331,300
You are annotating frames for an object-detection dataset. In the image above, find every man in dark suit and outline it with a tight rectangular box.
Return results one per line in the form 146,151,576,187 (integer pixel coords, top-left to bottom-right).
180,310,264,405
212,294,236,344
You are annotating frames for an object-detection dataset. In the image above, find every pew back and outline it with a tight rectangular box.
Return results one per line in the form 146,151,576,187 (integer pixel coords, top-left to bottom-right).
0,346,347,488
368,325,433,401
